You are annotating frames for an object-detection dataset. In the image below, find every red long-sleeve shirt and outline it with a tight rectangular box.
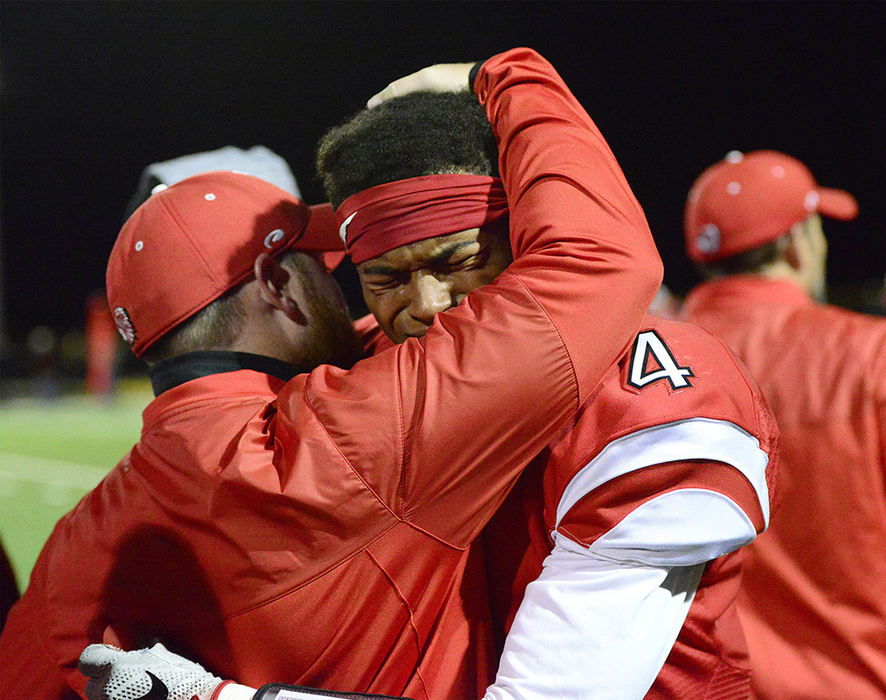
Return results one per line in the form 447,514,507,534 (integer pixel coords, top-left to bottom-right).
682,276,886,699
0,48,661,699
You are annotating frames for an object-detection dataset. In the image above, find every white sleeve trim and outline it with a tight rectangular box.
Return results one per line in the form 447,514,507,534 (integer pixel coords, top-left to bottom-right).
556,417,770,529
484,544,705,700
556,488,757,566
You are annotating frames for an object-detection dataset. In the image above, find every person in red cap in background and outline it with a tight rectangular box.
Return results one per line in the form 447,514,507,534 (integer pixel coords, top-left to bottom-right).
681,149,886,698
0,48,664,700
79,50,779,700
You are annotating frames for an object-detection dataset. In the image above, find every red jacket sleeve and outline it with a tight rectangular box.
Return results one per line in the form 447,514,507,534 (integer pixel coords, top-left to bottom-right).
476,48,662,407
277,48,663,546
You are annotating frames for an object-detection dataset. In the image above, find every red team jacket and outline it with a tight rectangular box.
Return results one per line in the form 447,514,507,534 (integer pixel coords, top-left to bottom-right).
683,276,886,699
0,49,663,699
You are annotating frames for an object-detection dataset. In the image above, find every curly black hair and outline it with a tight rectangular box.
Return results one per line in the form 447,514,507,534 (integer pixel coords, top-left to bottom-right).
316,92,498,208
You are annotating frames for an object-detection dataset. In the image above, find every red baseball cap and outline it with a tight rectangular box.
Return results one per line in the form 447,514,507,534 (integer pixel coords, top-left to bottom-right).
106,171,343,356
684,150,858,263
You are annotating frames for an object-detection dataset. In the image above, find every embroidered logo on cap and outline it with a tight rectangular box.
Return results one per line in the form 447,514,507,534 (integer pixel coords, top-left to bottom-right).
696,223,721,255
804,190,819,212
113,306,137,345
264,229,285,248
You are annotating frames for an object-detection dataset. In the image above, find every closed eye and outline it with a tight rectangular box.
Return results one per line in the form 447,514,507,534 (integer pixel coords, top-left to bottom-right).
363,274,408,291
438,252,482,270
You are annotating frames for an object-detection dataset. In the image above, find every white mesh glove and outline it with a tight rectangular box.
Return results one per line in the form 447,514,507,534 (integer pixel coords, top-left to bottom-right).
78,642,253,700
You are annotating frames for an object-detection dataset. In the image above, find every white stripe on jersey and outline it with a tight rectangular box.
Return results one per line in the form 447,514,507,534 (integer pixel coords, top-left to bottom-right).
555,488,757,566
555,417,770,529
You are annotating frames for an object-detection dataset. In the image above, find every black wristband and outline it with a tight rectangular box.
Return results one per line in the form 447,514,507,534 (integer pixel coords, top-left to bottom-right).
252,683,412,700
468,59,485,93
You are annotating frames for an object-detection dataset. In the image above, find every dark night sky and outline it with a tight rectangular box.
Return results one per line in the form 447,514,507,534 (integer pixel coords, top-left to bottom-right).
2,1,884,342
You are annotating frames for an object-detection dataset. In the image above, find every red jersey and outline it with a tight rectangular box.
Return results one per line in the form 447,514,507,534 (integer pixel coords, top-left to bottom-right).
482,314,779,699
682,276,886,699
0,48,663,699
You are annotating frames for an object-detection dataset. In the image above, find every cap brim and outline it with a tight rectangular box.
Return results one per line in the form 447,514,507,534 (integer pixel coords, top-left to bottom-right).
817,187,859,221
299,203,347,271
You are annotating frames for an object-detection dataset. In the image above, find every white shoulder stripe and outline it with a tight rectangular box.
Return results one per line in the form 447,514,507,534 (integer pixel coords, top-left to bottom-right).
557,489,758,566
555,417,770,529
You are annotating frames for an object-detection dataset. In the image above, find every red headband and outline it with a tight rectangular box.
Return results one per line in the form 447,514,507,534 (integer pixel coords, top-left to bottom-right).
334,174,509,264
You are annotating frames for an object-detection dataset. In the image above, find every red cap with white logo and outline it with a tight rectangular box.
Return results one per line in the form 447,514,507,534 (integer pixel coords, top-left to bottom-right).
684,150,858,263
106,171,343,356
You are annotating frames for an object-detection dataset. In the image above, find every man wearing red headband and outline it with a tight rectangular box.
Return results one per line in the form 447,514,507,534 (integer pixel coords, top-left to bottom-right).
681,150,886,699
318,59,778,700
2,48,664,699
80,52,778,699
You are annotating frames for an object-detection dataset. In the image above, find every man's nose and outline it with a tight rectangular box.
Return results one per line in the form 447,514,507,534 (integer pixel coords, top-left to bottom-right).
408,273,454,323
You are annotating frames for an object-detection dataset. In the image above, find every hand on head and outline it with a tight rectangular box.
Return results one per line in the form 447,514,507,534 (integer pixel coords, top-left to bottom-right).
367,62,476,108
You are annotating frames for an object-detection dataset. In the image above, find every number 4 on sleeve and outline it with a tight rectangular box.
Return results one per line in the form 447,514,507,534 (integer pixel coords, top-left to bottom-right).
627,330,694,390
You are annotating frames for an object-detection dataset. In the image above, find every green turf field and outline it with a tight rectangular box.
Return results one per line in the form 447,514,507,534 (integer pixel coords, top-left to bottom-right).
0,378,153,591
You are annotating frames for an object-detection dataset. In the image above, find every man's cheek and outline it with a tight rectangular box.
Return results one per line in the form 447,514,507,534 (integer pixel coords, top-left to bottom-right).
390,313,411,344
366,297,402,344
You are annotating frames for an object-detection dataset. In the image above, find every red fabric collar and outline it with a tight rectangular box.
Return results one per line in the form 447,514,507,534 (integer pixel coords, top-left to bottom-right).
682,276,814,318
334,174,509,264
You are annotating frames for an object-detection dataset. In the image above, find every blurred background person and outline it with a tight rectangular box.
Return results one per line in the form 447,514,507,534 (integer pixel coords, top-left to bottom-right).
83,291,117,399
681,149,886,699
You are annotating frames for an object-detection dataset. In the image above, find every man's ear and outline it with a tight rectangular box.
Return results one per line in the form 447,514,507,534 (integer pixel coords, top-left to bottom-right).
254,253,307,324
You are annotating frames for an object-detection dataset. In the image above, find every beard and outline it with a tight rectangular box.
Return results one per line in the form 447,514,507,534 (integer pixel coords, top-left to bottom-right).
300,264,364,371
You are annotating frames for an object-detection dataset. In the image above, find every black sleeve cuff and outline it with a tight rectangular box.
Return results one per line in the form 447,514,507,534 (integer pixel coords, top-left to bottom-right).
468,59,486,94
252,683,411,700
